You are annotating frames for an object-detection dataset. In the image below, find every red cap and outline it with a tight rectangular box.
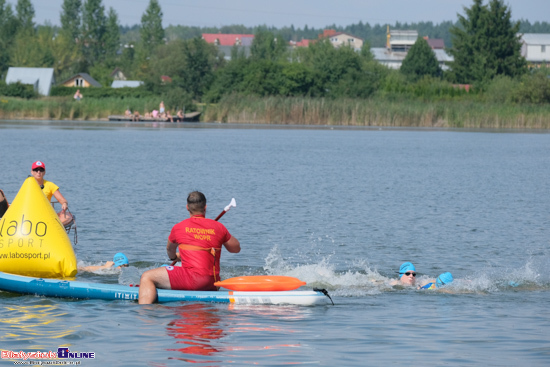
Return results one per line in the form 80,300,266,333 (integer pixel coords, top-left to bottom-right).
32,161,46,170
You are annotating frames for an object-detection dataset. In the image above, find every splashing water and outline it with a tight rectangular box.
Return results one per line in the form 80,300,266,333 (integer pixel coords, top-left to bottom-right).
259,246,550,296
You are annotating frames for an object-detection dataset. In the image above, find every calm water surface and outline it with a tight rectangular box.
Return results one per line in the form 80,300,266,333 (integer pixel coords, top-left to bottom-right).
0,121,549,366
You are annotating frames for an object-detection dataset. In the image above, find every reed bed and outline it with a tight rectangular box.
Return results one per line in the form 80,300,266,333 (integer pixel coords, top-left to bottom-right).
202,95,550,129
1,95,549,129
0,96,160,120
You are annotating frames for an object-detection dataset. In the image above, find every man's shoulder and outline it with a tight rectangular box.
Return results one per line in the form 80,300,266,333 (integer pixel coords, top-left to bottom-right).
175,217,228,230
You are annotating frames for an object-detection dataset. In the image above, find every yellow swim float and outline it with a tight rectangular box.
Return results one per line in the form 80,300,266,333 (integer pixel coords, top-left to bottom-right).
0,177,77,278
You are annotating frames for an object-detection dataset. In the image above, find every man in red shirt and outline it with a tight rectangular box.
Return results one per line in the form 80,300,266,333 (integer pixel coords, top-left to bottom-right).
139,191,241,304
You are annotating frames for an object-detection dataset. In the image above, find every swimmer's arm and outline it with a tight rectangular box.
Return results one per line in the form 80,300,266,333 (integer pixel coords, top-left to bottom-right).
79,261,114,272
417,279,436,289
223,236,240,253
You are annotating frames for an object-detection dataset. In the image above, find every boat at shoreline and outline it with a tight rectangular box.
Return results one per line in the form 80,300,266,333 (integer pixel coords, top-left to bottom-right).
108,111,201,123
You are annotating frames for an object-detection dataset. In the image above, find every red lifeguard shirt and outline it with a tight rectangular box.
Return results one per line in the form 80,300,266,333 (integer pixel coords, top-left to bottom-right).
168,215,232,276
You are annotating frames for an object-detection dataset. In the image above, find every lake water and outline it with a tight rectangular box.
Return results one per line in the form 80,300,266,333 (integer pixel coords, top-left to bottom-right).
0,121,549,366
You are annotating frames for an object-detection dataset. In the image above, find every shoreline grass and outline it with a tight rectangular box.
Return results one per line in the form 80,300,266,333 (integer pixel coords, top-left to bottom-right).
202,94,550,129
1,95,549,129
0,96,160,121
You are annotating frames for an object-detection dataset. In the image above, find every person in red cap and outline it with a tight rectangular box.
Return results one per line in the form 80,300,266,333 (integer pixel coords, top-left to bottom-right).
31,161,69,211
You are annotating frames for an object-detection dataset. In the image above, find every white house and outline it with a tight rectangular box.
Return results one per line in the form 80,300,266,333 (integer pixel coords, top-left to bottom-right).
328,32,364,50
520,33,550,67
388,30,418,52
111,80,144,88
5,67,55,96
371,28,453,70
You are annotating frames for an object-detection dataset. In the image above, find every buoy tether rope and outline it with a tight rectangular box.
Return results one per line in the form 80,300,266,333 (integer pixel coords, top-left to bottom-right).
314,288,334,305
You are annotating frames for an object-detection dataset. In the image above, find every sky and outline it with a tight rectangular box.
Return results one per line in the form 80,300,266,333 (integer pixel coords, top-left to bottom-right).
10,0,550,29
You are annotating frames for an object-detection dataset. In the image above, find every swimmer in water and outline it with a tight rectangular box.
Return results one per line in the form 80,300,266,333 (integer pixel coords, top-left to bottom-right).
390,262,417,286
79,253,129,272
418,272,454,289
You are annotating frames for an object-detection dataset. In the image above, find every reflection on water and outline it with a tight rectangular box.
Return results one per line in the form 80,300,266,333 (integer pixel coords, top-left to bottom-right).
165,303,313,364
0,126,548,366
0,303,78,343
166,303,224,362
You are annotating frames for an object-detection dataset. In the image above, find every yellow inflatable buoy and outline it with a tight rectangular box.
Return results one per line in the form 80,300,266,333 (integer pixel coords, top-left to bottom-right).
0,177,77,278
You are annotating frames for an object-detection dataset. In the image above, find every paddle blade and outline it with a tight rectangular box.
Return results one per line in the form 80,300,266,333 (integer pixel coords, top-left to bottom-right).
214,276,306,292
224,198,236,212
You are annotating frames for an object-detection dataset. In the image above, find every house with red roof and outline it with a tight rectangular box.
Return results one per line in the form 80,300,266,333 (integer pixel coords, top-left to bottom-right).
202,34,254,46
424,37,446,50
318,29,363,50
289,39,312,48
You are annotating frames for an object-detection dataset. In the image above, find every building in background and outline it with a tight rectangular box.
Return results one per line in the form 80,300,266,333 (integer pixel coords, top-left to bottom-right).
370,26,452,70
319,29,363,50
111,80,144,88
5,67,55,96
202,33,254,60
520,33,550,67
59,73,102,88
110,67,127,81
289,39,312,48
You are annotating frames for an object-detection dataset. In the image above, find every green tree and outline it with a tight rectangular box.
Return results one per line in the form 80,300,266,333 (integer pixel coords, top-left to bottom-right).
10,26,55,68
120,44,136,77
279,62,319,96
181,38,220,99
140,0,164,54
81,0,106,65
299,39,365,97
148,38,220,101
513,71,550,104
60,0,81,42
103,7,120,61
250,29,287,62
400,38,441,81
240,60,285,96
0,0,18,73
230,44,246,60
360,40,374,62
448,0,526,84
15,0,34,34
482,0,526,79
204,58,249,102
51,31,84,79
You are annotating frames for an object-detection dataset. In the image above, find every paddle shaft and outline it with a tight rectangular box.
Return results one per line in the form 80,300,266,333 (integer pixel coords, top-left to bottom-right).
169,207,227,266
214,209,229,221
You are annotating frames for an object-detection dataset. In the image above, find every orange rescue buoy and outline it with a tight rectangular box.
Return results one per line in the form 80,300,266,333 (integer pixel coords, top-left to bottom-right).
214,275,306,291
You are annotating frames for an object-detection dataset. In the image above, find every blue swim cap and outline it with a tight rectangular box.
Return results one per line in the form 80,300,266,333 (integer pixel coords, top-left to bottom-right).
436,272,453,288
113,253,129,268
399,262,416,278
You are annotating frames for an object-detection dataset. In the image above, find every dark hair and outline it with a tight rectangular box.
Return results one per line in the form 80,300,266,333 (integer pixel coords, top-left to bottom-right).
187,191,206,213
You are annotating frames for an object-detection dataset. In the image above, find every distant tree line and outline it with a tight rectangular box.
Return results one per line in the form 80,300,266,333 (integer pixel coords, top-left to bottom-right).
1,0,550,108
